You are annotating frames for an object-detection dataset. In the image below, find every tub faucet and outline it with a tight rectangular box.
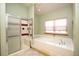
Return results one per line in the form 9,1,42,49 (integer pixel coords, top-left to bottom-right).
60,40,65,45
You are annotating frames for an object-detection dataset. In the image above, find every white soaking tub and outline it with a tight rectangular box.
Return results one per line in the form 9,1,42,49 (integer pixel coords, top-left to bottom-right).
32,35,74,56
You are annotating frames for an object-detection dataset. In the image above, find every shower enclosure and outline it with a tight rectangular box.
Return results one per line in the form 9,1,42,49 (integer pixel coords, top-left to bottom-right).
6,14,33,55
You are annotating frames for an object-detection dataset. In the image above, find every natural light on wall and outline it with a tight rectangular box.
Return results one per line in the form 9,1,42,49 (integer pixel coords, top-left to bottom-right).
45,18,67,35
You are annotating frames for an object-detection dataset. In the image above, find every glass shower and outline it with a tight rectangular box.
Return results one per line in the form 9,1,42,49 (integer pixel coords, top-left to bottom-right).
6,14,33,55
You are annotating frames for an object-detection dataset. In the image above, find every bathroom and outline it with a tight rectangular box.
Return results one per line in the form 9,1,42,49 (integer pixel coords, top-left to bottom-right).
0,3,79,56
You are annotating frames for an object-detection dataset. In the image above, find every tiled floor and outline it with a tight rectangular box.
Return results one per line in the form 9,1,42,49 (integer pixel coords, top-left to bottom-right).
10,48,45,56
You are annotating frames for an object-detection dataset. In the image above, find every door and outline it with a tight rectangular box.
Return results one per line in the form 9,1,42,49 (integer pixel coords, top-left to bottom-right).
6,14,21,54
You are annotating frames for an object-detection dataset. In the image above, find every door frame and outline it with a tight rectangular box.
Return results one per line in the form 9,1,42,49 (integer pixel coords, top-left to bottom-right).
0,3,8,56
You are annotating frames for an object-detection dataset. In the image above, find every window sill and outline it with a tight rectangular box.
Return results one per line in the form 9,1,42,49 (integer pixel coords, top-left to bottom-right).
44,32,68,36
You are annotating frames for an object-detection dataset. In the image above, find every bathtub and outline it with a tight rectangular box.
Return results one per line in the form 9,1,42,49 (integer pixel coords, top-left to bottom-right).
32,35,74,56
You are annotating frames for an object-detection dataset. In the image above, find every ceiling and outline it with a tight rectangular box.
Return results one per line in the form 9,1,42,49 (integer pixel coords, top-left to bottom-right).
23,3,34,7
34,3,73,15
23,3,73,15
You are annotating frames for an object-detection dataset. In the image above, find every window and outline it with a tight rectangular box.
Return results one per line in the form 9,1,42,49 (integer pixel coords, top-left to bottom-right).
45,20,54,33
45,18,67,34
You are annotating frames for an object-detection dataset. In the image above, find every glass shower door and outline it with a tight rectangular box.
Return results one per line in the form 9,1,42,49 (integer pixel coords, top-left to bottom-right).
6,14,21,54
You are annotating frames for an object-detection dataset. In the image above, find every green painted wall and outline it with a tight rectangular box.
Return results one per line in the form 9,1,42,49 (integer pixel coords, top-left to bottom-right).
27,5,34,19
38,5,73,38
34,13,40,35
73,3,79,56
6,3,28,18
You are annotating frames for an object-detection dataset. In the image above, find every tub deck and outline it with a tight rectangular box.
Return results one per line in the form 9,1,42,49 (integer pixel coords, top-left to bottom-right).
32,35,74,56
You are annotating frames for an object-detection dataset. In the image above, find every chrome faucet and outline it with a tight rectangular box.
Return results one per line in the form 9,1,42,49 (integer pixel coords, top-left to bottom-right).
60,39,65,45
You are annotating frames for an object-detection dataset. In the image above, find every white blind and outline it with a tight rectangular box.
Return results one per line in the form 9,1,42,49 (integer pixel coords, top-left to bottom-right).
45,18,67,34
